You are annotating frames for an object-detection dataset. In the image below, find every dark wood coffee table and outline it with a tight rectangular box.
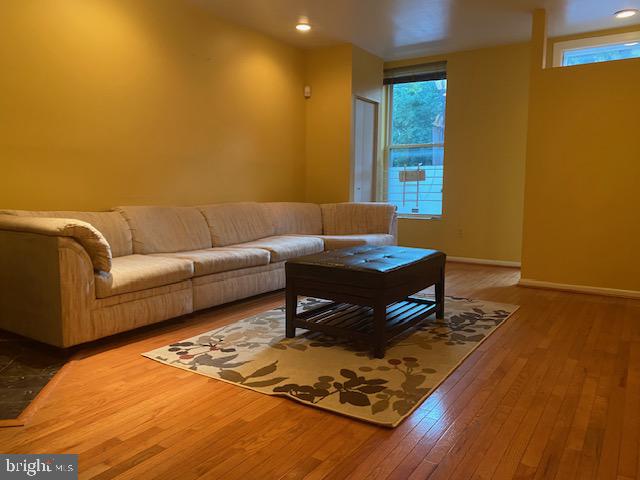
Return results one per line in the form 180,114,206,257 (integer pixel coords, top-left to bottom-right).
285,245,446,358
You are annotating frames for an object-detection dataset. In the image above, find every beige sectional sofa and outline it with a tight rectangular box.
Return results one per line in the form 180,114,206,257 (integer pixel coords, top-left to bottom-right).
0,202,397,347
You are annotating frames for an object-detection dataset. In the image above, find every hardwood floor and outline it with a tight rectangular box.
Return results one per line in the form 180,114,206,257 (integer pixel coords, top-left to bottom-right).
1,262,639,479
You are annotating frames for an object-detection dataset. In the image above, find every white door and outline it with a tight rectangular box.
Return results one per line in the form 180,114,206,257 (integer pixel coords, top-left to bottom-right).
353,98,377,202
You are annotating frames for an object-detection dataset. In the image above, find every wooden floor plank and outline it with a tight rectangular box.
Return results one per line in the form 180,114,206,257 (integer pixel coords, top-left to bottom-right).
441,321,576,480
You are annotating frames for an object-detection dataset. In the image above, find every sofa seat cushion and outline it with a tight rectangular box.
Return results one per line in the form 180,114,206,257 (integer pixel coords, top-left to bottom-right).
95,255,194,298
151,248,270,277
228,235,324,262
315,234,396,251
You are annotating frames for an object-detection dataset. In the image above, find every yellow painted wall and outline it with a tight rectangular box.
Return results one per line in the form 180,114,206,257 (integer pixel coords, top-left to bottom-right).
352,47,384,103
303,45,354,204
5,2,637,293
522,15,640,290
0,0,306,211
385,43,531,262
303,45,384,204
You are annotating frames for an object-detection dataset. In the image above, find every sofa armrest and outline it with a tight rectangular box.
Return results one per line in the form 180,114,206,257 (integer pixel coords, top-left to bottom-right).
320,203,398,236
0,214,111,272
0,231,95,347
390,212,398,244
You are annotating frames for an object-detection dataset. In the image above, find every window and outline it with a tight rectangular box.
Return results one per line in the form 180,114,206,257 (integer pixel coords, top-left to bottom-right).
382,62,446,217
553,32,640,67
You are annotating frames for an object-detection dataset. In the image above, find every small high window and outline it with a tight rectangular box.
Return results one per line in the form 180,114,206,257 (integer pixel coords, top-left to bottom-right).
553,32,640,67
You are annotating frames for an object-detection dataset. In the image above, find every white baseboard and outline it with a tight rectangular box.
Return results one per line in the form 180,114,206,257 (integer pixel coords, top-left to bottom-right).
519,278,640,300
447,256,521,268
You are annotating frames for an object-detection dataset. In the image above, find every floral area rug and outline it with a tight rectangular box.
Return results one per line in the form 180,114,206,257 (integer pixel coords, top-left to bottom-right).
143,295,518,427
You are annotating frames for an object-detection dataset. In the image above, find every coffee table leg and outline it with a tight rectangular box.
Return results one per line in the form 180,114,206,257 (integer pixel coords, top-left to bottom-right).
285,281,297,338
435,265,445,319
372,302,387,359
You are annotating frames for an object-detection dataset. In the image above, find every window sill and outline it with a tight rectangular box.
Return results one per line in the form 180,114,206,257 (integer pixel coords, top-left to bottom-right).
397,214,442,221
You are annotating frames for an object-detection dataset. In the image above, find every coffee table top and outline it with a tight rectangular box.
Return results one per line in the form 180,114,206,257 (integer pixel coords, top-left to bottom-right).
286,245,445,274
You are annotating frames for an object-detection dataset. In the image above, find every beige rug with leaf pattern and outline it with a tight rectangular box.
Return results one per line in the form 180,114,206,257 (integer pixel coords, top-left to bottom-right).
143,294,518,427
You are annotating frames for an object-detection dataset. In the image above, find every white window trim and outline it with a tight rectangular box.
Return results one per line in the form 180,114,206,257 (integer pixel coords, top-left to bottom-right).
381,84,446,220
553,31,640,67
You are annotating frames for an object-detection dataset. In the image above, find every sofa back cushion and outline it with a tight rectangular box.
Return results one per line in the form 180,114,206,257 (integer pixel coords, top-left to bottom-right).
321,203,397,235
116,206,212,254
198,202,275,247
265,203,322,235
0,209,132,257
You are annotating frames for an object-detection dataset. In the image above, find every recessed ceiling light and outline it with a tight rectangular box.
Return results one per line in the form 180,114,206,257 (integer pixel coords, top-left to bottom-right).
296,23,311,32
614,9,639,18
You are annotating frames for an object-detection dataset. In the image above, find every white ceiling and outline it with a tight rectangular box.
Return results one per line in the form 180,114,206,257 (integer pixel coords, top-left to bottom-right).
194,0,640,60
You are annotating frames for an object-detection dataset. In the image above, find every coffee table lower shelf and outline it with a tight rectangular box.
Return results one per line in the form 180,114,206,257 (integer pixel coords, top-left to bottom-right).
286,297,438,357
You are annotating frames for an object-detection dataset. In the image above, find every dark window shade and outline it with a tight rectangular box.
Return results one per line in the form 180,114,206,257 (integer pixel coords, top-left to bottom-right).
383,61,447,85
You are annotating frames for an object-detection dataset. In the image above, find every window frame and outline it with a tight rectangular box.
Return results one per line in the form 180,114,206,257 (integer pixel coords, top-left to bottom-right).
381,79,446,220
552,31,640,67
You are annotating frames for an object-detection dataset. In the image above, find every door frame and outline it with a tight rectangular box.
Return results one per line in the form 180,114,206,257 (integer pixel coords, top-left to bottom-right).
350,95,379,202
